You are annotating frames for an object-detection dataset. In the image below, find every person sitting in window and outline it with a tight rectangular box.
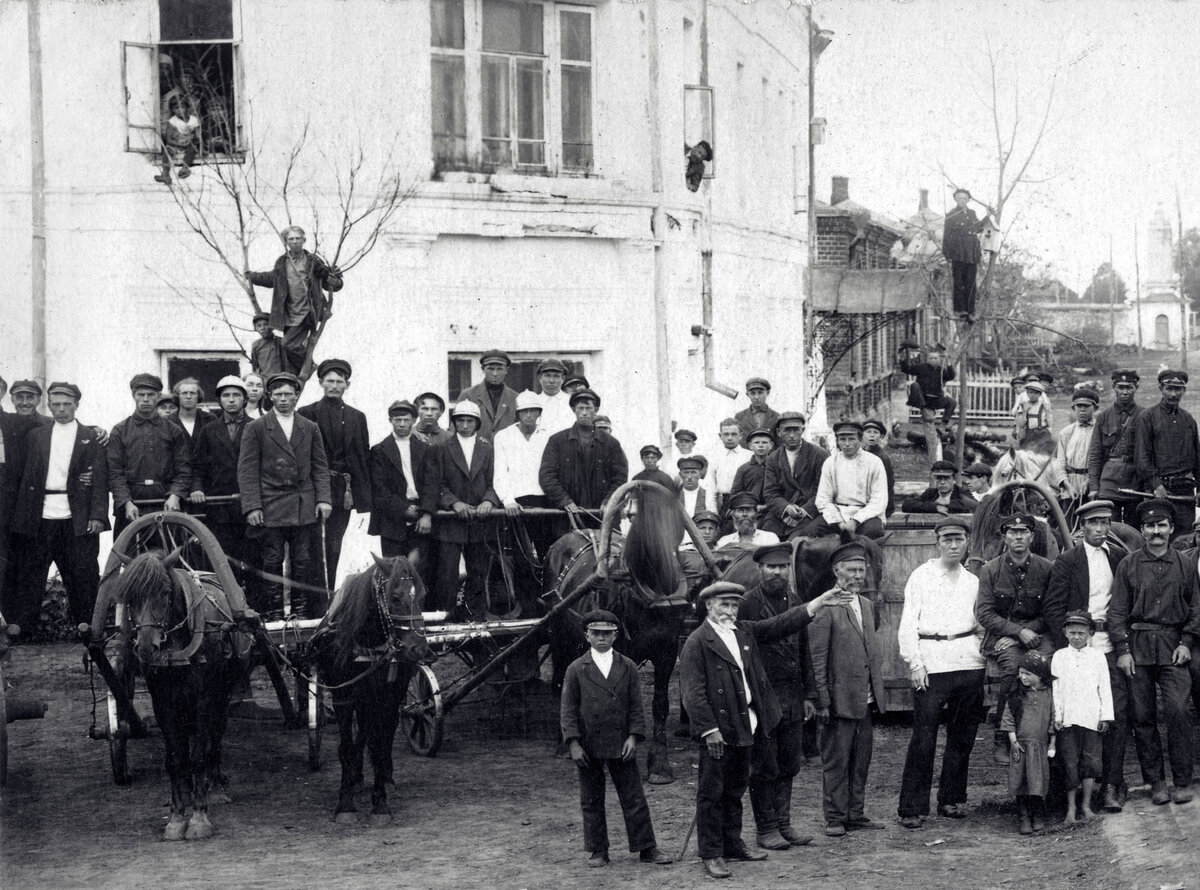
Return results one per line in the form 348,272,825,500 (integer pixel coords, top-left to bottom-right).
155,97,200,185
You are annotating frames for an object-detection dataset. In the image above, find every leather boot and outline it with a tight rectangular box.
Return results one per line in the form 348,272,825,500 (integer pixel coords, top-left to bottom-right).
1151,781,1171,805
1017,799,1033,835
1101,785,1123,813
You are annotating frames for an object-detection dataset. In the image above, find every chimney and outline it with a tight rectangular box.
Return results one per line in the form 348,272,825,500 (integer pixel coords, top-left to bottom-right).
831,176,849,205
919,188,929,212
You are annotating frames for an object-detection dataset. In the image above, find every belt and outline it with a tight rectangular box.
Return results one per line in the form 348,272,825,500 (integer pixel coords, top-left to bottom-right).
1065,466,1087,475
1130,622,1176,632
1092,619,1107,632
919,630,976,641
44,489,67,494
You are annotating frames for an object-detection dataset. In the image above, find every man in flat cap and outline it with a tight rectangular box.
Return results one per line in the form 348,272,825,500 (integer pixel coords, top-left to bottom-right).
677,455,711,518
493,391,553,559
737,542,816,851
711,418,752,516
809,542,888,837
368,400,431,560
560,609,672,868
1044,498,1131,811
804,421,888,540
299,358,372,594
0,383,50,621
413,392,452,446
761,413,829,540
594,416,613,435
901,461,978,515
899,343,956,461
1087,369,1145,525
896,515,986,827
632,444,676,494
8,379,47,419
238,372,332,619
9,382,108,630
539,389,628,538
942,188,990,318
861,420,895,518
1053,388,1099,503
1012,375,1053,447
734,379,780,449
535,359,575,435
680,580,839,878
667,428,703,482
1135,370,1200,538
717,492,780,550
108,373,192,538
458,351,519,439
976,513,1056,762
730,429,775,518
962,462,994,499
246,226,343,375
1109,498,1200,805
563,374,590,396
249,311,285,377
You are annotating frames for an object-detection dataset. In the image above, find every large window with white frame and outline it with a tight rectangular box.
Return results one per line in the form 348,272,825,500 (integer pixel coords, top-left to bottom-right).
432,0,595,175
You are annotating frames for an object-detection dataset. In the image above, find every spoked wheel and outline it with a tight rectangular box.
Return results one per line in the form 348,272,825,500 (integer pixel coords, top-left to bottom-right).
400,664,443,757
107,689,131,785
305,666,323,771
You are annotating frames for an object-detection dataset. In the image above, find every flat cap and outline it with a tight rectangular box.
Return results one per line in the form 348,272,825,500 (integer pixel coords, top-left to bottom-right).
753,542,792,564
862,419,887,435
581,609,619,631
479,349,511,367
677,454,708,473
388,399,418,417
746,428,775,443
594,415,612,427
935,515,971,534
214,375,247,396
899,339,920,350
1136,498,1175,525
930,460,957,475
564,374,590,389
415,391,446,410
1111,368,1140,384
697,581,746,602
1158,369,1188,386
536,358,568,375
833,421,864,435
569,388,600,409
266,372,302,392
673,428,698,442
46,381,81,401
745,377,771,392
1076,499,1114,521
725,491,758,511
316,358,352,380
514,390,543,413
10,379,42,397
157,393,179,407
252,311,271,324
963,462,992,478
1063,610,1095,632
1000,513,1036,533
1072,388,1100,406
1023,379,1046,393
639,444,663,457
129,373,164,392
692,510,721,526
774,411,807,430
831,541,868,565
1010,375,1027,387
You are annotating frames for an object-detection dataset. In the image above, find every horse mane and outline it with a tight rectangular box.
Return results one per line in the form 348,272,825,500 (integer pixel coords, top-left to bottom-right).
624,483,683,596
117,550,174,614
324,557,421,668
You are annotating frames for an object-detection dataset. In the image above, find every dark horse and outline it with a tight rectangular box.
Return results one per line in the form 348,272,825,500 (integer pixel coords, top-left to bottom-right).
118,551,251,840
544,480,700,785
308,555,435,825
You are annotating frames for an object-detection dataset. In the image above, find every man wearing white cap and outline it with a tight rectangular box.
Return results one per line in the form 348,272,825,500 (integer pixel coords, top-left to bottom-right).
493,391,553,557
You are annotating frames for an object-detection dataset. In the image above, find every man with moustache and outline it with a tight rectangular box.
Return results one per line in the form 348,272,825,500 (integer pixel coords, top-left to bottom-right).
1087,369,1144,526
716,492,779,550
1135,370,1200,538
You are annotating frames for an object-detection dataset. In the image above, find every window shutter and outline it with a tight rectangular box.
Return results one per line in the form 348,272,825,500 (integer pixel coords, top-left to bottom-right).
122,42,161,154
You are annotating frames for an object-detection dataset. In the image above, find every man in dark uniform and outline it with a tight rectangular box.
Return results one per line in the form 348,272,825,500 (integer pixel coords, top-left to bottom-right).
368,400,430,559
1134,369,1200,538
107,373,192,538
975,513,1055,761
761,412,828,540
680,580,837,879
457,350,519,439
10,382,109,630
298,358,372,593
901,461,978,515
737,543,816,852
1087,369,1144,526
899,342,956,461
941,188,988,318
734,378,781,448
539,389,628,539
730,429,774,523
861,420,895,517
1109,498,1200,805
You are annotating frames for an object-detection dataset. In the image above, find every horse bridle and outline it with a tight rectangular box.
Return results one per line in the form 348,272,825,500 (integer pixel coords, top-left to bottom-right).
372,567,425,638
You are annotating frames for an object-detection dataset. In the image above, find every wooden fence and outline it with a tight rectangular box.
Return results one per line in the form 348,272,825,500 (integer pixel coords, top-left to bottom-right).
909,374,1014,424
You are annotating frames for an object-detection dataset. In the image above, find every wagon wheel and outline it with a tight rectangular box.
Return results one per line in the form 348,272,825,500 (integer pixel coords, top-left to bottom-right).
0,660,8,787
107,685,131,785
306,666,323,771
401,664,443,757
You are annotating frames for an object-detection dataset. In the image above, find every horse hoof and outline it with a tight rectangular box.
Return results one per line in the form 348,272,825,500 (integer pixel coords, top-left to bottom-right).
369,812,393,827
185,813,213,840
164,815,188,841
334,811,360,825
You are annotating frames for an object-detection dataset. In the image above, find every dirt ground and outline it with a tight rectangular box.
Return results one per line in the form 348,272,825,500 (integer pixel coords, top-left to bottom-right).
0,641,1191,890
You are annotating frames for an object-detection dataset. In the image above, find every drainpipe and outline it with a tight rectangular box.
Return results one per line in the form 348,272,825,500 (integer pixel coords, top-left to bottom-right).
647,0,673,449
29,0,48,388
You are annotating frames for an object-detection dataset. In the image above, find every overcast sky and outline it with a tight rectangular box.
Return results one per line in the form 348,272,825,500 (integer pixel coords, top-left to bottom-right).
811,0,1200,295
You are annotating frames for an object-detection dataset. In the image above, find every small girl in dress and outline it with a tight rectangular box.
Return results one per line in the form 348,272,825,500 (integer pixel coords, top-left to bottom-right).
1001,650,1057,834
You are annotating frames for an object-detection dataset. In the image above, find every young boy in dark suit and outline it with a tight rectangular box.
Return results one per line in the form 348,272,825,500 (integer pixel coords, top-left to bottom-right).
560,610,672,868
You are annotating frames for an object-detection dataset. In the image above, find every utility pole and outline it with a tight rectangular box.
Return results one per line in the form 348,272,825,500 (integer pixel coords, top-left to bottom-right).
1177,187,1188,371
1134,224,1143,360
29,0,48,389
1108,234,1115,345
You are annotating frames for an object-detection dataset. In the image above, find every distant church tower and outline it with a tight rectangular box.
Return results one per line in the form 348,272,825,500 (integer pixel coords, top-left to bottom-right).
1145,206,1176,290
1138,205,1183,349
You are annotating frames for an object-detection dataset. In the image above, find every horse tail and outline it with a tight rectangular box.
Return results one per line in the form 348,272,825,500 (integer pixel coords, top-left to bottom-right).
117,550,171,612
625,483,683,596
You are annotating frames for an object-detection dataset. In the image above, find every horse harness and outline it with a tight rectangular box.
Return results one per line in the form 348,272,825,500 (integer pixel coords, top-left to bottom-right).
131,570,246,667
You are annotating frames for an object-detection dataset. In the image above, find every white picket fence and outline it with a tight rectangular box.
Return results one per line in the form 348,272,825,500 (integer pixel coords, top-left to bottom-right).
909,373,1014,424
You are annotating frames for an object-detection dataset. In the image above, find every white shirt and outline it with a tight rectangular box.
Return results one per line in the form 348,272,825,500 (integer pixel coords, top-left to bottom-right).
590,647,613,679
1053,421,1095,497
538,392,576,435
492,424,549,504
897,559,985,675
457,433,476,468
180,414,196,437
1083,542,1115,654
1051,645,1114,730
276,412,295,441
711,444,752,495
704,618,758,736
814,450,888,526
43,419,78,520
715,529,780,550
391,433,415,485
681,485,705,517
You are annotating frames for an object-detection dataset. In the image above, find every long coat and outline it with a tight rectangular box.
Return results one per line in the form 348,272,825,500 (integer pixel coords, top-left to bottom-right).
679,607,817,747
367,435,429,542
190,413,249,526
11,422,110,537
237,412,332,527
559,650,646,759
248,250,343,331
421,435,500,544
0,412,45,532
297,398,372,512
1044,544,1125,650
457,382,520,439
762,441,828,521
808,595,887,720
942,206,984,263
539,424,628,510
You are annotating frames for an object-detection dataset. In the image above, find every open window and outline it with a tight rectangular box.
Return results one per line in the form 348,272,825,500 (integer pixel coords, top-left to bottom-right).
448,353,589,401
162,351,244,409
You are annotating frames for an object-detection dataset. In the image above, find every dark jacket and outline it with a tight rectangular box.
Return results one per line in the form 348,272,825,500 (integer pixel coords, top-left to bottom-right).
190,412,250,526
763,442,829,521
169,409,215,449
864,444,895,517
237,411,332,527
11,421,110,537
808,595,887,719
457,382,520,439
248,250,343,331
900,485,978,514
0,412,44,531
737,582,814,716
941,205,984,263
421,435,500,544
107,413,192,509
1086,402,1144,497
899,358,954,401
1044,543,1124,649
1109,547,1200,664
539,424,628,510
734,406,781,448
679,607,817,747
632,467,677,494
560,649,646,759
298,398,372,513
975,553,1054,653
730,456,769,506
367,435,429,542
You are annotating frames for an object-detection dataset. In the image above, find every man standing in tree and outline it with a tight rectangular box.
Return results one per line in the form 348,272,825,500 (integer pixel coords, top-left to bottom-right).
941,188,988,319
